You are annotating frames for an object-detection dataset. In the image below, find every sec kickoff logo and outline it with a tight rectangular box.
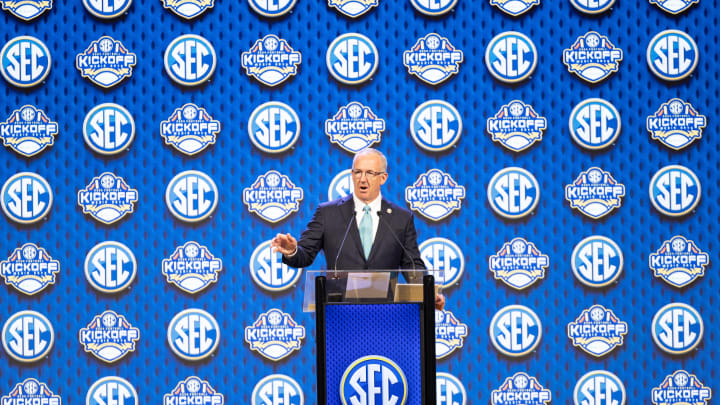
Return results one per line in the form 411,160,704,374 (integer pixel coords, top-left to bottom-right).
569,0,615,14
165,34,217,86
162,0,214,19
83,0,132,18
652,302,703,355
242,35,301,87
410,100,462,152
410,0,457,16
419,237,464,289
328,0,377,18
435,309,468,358
650,0,699,14
2,310,54,362
489,305,541,357
437,373,466,405
247,0,296,17
1,242,59,295
486,100,546,152
1,105,58,157
162,241,222,294
252,374,303,405
1,378,61,405
651,370,711,405
165,170,218,223
83,103,135,155
565,167,625,219
0,0,52,20
243,170,303,223
1,36,51,88
567,305,628,357
647,98,706,150
79,310,140,363
161,103,220,155
571,236,623,288
491,372,551,405
573,371,625,405
84,241,137,293
326,102,385,153
326,33,378,85
250,240,303,292
569,98,621,150
650,235,709,288
490,0,539,16
244,309,305,361
405,169,466,221
248,101,300,153
403,33,463,85
167,308,220,361
328,169,354,201
2,172,53,224
165,376,224,405
563,32,623,83
86,377,137,405
78,172,138,224
485,32,537,83
487,167,539,219
76,36,136,88
649,165,700,217
647,30,698,81
341,356,407,405
489,237,548,290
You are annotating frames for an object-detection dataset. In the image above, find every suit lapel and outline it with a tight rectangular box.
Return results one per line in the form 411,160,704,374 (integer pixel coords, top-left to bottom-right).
338,196,366,263
367,199,390,264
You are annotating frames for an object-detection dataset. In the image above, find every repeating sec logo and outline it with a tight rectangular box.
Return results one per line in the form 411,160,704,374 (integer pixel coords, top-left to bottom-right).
647,98,706,150
341,356,407,405
1,378,61,405
243,170,303,223
649,236,709,288
162,241,222,294
647,30,698,81
328,0,377,18
437,373,466,405
649,0,699,14
244,309,305,361
0,0,52,20
2,172,53,225
78,172,138,225
165,170,218,223
651,370,711,405
571,236,623,288
83,0,132,19
563,32,623,83
651,302,703,355
161,103,220,155
251,375,303,405
247,0,296,17
405,169,466,221
435,309,468,358
79,310,140,363
326,33,378,85
248,101,300,153
86,377,137,405
162,0,214,19
410,100,462,152
167,308,220,361
1,243,60,295
403,33,463,85
569,0,615,14
326,102,385,153
649,165,700,217
250,240,303,292
485,32,537,83
165,34,217,86
409,0,458,16
489,237,548,290
486,100,546,152
1,36,51,88
489,305,542,357
2,310,54,362
490,0,539,16
491,372,551,405
84,241,137,293
242,35,301,87
164,376,224,405
487,167,539,219
567,305,628,357
83,103,135,155
569,98,621,150
565,167,625,219
573,371,625,405
0,105,58,157
76,36,136,88
328,169,353,201
419,237,464,289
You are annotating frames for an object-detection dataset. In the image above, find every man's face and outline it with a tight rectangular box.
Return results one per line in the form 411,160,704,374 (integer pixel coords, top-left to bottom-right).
352,153,387,203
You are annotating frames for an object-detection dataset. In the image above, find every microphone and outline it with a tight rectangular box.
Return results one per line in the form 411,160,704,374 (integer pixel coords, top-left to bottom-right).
377,209,419,279
333,213,357,275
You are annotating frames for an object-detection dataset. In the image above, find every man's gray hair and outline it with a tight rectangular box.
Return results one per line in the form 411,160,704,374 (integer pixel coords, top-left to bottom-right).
353,148,388,172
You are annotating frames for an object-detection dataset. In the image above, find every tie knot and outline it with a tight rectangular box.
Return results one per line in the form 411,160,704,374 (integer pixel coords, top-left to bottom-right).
363,205,371,214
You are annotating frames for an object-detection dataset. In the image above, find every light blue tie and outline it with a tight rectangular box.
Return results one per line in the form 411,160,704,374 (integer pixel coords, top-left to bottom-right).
359,205,373,259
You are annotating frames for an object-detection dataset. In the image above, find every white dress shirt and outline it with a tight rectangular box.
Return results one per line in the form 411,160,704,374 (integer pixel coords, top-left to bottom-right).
353,193,382,244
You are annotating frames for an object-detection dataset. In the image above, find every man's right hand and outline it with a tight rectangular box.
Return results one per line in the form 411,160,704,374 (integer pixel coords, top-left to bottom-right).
271,233,298,256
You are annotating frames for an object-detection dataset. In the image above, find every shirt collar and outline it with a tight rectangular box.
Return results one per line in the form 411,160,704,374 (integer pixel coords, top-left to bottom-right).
353,193,382,214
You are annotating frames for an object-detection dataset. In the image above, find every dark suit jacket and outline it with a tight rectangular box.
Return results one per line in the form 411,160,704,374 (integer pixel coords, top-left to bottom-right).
282,195,426,272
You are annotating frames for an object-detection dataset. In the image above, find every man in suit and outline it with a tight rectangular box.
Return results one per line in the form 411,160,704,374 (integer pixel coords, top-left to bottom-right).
271,148,444,309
